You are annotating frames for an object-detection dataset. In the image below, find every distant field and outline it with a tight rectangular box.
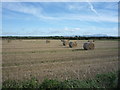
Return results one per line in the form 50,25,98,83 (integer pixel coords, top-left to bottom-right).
2,39,119,82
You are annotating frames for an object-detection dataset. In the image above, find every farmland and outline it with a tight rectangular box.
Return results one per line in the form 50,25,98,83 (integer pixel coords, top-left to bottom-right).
2,39,119,84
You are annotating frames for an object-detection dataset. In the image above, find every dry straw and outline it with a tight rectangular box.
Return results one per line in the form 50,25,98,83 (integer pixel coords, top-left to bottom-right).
69,41,77,48
83,42,95,50
46,40,50,43
62,40,69,46
7,39,11,43
60,39,64,42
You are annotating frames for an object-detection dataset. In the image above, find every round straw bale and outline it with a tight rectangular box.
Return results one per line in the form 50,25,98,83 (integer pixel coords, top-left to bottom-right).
69,41,77,48
63,40,69,46
89,42,95,50
63,41,65,46
46,40,50,43
69,42,73,48
60,39,64,42
74,42,77,46
83,43,89,50
7,39,11,43
83,42,95,50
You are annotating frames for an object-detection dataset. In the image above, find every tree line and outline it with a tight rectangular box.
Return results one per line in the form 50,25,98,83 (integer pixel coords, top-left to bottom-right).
1,36,119,40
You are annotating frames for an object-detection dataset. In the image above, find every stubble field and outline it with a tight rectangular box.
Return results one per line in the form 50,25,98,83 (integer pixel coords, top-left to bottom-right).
2,39,119,82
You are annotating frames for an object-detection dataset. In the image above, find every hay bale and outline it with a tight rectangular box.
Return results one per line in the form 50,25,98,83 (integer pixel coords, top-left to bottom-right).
69,41,77,48
7,39,11,43
63,40,69,46
60,39,64,42
89,42,95,50
83,42,95,50
46,40,50,43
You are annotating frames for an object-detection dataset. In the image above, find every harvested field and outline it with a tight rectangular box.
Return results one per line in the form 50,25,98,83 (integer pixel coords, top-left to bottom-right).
2,39,119,82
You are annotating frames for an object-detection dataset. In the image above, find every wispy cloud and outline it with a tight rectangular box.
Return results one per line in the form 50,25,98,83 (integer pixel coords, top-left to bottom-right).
2,2,118,23
87,0,99,16
3,3,40,15
2,2,118,36
2,2,57,20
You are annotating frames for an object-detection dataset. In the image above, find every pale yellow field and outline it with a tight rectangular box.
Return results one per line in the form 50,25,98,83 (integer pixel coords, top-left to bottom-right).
2,39,119,82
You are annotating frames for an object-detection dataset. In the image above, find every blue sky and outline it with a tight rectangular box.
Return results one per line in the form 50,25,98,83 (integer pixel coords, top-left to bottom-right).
2,2,118,36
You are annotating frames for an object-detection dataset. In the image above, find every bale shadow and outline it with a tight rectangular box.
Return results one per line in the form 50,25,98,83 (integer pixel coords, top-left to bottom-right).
72,49,85,51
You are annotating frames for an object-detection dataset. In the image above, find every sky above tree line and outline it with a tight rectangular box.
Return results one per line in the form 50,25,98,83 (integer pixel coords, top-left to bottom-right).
2,2,118,36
